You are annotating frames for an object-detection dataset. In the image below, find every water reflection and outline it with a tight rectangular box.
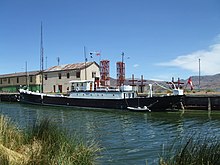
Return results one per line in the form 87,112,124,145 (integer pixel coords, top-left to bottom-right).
0,102,220,164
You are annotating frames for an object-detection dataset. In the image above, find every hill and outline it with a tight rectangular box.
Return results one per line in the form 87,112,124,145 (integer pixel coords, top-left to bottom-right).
190,73,220,91
110,73,220,92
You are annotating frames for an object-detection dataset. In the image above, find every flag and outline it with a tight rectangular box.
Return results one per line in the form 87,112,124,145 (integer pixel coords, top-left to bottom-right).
96,52,101,56
90,51,101,57
187,77,193,90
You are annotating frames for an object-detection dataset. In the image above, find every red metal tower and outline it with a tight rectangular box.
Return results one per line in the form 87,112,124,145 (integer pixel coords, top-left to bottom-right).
116,62,125,86
100,60,110,86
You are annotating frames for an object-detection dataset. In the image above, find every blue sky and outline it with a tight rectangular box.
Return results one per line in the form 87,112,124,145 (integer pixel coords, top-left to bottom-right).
1,0,220,81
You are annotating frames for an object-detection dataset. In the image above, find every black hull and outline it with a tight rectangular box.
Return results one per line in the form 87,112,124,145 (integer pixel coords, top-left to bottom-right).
19,92,184,111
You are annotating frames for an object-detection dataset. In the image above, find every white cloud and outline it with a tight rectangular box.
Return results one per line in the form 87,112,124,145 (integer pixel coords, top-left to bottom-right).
133,64,140,68
157,43,220,75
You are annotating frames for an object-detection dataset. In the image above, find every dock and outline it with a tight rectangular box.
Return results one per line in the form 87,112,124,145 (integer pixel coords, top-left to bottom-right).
184,94,220,110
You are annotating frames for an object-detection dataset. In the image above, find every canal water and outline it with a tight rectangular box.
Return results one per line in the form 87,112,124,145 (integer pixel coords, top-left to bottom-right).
1,102,220,165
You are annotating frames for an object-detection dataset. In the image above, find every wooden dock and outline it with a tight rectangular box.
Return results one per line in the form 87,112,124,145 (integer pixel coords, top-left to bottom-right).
184,95,220,110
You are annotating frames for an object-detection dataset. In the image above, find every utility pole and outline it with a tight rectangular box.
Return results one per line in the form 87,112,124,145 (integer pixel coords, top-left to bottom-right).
25,61,29,88
199,58,201,91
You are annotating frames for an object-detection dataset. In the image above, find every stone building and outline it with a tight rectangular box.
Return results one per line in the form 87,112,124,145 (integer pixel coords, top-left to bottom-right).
0,71,41,93
43,61,100,93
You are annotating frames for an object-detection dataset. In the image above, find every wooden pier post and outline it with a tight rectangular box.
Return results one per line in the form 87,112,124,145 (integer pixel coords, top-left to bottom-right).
208,97,211,111
180,102,185,115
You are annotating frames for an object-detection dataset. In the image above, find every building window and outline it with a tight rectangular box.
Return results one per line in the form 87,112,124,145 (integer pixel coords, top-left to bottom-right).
0,79,2,84
8,78,10,84
76,71,80,78
92,72,96,78
17,77,19,83
30,76,33,82
45,74,47,80
67,73,70,79
58,73,61,79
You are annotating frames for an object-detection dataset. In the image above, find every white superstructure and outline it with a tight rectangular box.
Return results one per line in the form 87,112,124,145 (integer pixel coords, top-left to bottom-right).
69,80,137,99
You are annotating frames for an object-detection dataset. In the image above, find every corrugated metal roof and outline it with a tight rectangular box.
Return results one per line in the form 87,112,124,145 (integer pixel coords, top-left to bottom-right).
0,71,40,78
44,62,95,72
0,62,99,78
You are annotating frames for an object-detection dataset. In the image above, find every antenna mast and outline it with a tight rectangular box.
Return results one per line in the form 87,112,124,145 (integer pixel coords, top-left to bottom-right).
40,22,44,93
57,57,60,65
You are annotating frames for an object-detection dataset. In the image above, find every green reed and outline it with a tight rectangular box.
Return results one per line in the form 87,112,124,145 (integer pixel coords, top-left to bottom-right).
0,115,101,165
159,134,220,165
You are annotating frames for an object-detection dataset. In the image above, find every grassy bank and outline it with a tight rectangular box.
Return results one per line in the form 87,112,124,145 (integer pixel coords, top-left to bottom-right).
0,115,101,165
159,134,220,165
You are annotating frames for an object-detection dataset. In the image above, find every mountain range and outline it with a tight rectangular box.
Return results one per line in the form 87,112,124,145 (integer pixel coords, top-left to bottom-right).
110,73,220,91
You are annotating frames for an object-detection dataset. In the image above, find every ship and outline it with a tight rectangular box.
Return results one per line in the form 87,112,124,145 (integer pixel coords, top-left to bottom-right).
19,79,184,111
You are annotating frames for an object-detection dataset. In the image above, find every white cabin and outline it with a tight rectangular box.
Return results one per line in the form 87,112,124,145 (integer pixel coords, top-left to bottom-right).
70,80,95,91
69,80,137,99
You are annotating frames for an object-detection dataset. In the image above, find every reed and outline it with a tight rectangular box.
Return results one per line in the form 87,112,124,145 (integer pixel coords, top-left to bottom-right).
159,134,220,165
0,115,100,165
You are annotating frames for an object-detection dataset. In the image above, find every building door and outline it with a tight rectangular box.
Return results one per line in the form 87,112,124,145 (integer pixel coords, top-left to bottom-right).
58,85,62,93
53,85,56,93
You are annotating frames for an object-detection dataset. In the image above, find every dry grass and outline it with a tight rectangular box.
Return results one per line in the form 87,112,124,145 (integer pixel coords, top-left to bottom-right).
0,115,101,165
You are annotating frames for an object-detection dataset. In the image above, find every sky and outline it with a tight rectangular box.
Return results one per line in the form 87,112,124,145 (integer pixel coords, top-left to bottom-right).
1,0,220,81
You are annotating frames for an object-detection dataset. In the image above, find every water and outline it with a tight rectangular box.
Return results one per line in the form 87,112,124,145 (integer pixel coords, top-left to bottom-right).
1,102,220,165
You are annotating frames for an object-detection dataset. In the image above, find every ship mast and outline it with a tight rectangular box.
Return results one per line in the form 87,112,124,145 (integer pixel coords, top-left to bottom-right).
84,46,87,80
40,22,44,93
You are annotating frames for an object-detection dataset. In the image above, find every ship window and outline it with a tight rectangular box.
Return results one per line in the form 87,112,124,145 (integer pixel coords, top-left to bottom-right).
90,94,92,96
67,73,70,78
113,94,115,96
71,85,74,91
